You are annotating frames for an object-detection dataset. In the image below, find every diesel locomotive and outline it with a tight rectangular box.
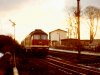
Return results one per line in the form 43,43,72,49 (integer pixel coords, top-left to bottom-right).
21,29,49,57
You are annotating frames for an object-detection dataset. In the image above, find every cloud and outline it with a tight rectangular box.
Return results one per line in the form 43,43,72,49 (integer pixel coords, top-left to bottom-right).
81,0,100,8
0,0,30,12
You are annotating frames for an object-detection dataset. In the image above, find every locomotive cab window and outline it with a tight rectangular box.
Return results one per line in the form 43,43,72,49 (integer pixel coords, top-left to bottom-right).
41,35,47,40
33,35,40,40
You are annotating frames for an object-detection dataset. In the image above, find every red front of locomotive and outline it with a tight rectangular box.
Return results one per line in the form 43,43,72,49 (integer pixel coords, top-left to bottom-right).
31,34,49,49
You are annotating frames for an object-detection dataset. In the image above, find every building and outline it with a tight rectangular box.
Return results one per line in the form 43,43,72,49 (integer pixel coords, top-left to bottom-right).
61,39,79,50
61,38,100,51
80,39,100,50
49,29,67,47
49,29,100,51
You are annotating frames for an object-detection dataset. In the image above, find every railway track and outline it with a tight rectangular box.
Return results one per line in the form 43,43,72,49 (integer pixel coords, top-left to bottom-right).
1,50,100,75
11,51,100,75
47,55,100,75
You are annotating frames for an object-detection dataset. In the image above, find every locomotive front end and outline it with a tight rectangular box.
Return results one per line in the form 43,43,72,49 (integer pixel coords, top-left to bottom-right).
21,29,49,57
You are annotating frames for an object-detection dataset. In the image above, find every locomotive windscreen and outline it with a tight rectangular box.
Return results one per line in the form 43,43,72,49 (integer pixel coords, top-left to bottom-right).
33,35,40,40
41,35,47,40
32,34,47,40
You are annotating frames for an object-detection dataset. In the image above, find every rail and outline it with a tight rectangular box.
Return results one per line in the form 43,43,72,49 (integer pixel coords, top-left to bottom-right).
47,55,100,75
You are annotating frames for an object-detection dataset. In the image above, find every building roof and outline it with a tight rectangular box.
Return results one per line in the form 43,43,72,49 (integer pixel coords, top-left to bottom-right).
49,29,67,33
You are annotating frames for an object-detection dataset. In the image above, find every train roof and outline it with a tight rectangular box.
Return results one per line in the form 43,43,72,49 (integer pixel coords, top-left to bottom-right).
29,29,47,35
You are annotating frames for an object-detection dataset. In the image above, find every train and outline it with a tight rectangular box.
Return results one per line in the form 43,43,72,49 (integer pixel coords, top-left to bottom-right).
21,29,49,57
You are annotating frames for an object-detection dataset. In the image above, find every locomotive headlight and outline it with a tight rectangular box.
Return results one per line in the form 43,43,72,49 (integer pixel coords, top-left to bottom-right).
0,53,4,58
39,41,42,44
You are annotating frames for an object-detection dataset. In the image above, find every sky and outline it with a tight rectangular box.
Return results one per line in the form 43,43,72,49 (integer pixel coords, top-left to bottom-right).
0,0,100,43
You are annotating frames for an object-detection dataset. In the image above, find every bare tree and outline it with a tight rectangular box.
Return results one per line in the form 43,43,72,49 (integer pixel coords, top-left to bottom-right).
83,6,100,43
66,7,78,39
